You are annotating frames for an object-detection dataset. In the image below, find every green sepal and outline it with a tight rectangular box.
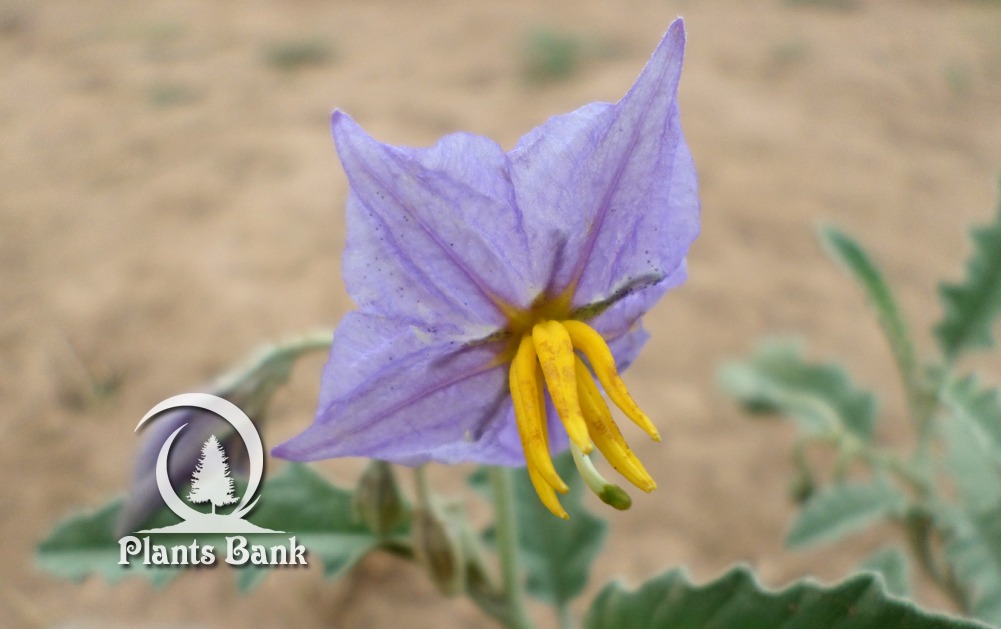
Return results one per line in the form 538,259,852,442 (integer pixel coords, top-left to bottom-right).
241,463,410,587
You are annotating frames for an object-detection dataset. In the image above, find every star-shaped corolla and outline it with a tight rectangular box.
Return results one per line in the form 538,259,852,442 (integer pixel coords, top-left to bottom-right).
274,19,700,518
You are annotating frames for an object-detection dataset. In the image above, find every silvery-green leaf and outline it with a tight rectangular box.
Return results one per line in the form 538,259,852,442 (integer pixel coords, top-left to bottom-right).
37,464,408,593
942,374,1001,462
940,409,1001,513
819,225,917,401
36,497,181,588
935,189,1001,360
860,546,911,598
584,565,983,629
938,504,1001,626
719,339,878,440
787,481,907,548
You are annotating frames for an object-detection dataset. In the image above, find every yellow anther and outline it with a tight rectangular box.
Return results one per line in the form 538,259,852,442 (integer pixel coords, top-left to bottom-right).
574,356,656,492
510,335,569,496
526,463,569,519
561,320,661,441
532,321,593,454
527,363,569,519
506,311,660,517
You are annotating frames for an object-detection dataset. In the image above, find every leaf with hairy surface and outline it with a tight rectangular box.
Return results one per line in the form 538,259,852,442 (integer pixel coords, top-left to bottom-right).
585,565,984,629
936,188,1001,360
719,339,878,441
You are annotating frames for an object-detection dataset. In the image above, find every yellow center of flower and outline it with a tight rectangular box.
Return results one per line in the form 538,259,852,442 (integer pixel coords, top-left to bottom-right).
506,316,659,519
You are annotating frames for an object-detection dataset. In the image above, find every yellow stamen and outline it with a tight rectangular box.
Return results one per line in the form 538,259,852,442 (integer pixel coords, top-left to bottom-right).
526,364,569,519
506,315,660,518
531,321,593,454
526,463,569,520
509,335,570,496
561,320,661,441
574,356,656,492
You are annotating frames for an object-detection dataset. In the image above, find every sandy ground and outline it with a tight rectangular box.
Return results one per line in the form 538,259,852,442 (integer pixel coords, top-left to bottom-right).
3,0,1001,627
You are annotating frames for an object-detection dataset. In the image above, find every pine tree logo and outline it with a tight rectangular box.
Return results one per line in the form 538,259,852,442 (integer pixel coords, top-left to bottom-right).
134,393,282,534
187,435,238,515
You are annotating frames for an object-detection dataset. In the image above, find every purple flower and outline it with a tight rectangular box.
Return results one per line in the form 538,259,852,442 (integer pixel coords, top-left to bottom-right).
274,19,699,518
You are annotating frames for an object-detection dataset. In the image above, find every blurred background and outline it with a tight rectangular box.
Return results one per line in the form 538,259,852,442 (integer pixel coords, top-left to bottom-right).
3,0,1001,626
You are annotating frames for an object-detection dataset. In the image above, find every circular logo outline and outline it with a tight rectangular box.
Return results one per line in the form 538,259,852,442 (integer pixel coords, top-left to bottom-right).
134,393,263,522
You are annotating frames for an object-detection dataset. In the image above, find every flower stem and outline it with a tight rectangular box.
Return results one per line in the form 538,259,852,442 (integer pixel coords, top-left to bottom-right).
216,330,335,389
488,466,533,629
557,602,577,629
413,465,433,507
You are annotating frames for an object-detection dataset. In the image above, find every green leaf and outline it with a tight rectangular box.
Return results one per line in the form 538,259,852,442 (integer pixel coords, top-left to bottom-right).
719,339,879,440
860,546,911,598
787,481,907,548
471,454,607,606
584,565,984,629
940,409,1001,513
935,189,1001,360
938,504,1001,625
819,225,917,402
235,564,271,593
36,497,182,587
235,463,409,586
942,374,1001,461
36,464,407,591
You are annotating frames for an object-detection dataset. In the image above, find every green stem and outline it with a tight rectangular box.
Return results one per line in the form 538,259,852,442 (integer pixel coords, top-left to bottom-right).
557,602,577,629
489,466,533,629
862,448,929,497
215,329,335,391
823,432,931,498
413,465,433,507
904,507,969,614
910,378,940,497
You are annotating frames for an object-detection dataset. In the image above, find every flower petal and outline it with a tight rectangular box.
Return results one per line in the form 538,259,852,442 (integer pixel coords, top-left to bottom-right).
333,112,539,328
603,319,651,375
585,260,687,340
508,19,699,309
273,311,524,466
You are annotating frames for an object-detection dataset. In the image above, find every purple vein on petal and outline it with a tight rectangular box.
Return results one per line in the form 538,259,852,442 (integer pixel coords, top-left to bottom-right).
318,340,507,445
337,113,523,320
564,37,684,296
357,158,507,315
382,140,531,301
564,123,642,295
353,192,469,323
